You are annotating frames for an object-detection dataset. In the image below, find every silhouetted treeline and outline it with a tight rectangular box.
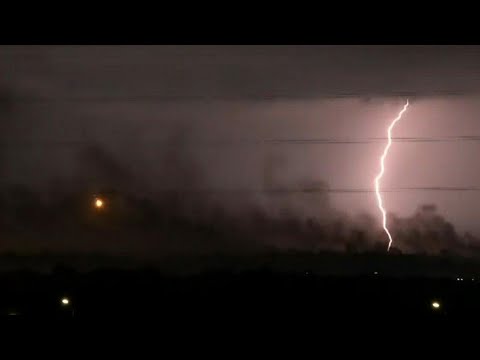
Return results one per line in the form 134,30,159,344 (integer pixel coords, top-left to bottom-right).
1,251,480,278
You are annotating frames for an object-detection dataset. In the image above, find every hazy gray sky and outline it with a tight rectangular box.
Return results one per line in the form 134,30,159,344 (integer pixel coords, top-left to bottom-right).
1,45,480,237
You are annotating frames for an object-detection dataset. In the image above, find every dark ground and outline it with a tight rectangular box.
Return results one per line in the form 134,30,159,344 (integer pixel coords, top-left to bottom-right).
1,267,479,321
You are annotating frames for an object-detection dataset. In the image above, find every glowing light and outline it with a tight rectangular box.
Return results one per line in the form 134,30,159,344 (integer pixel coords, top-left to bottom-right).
374,100,409,251
431,301,440,309
94,198,104,209
61,297,70,305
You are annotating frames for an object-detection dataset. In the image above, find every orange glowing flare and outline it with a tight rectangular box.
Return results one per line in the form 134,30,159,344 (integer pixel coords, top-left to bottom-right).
94,198,104,209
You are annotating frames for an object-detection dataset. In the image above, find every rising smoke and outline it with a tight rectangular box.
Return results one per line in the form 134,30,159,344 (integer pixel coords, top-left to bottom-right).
0,125,476,258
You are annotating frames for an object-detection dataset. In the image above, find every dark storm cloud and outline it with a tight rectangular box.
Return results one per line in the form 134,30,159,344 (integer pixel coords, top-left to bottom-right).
0,80,17,180
3,46,480,100
75,145,135,190
1,45,480,257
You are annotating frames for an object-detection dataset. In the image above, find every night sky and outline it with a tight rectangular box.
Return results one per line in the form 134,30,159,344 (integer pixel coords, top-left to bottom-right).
1,45,480,255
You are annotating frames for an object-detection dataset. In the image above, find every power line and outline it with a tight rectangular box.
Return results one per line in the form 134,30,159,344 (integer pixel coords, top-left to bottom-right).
1,187,474,194
163,187,480,193
264,136,480,144
1,136,480,148
0,91,471,102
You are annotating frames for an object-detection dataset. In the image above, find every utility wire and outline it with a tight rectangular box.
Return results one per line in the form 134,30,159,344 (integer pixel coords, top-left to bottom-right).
1,136,480,147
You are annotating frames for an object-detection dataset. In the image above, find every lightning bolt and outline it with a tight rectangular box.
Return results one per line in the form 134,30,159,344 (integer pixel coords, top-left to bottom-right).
374,99,409,251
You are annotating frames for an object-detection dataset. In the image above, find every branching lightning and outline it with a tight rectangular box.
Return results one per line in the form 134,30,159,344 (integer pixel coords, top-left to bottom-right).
374,100,409,251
